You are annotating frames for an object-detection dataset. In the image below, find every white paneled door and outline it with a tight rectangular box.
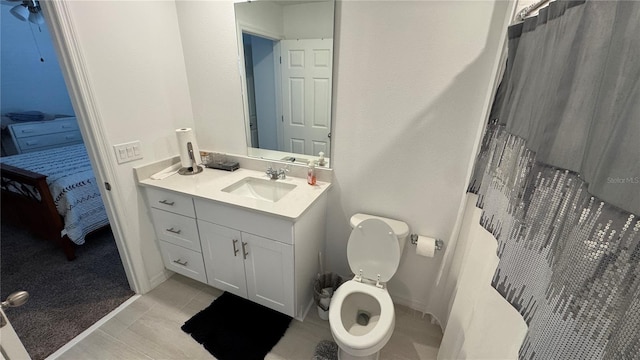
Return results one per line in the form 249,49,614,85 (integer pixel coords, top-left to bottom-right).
281,39,332,157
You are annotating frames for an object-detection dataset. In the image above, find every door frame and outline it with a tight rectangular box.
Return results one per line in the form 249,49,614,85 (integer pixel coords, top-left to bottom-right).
0,309,30,360
40,1,147,293
236,22,284,152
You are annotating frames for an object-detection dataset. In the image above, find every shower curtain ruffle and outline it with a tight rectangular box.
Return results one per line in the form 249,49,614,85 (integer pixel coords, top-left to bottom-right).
469,124,639,359
467,1,640,358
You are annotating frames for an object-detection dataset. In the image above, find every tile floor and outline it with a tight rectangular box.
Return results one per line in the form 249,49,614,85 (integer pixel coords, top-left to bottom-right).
54,274,442,360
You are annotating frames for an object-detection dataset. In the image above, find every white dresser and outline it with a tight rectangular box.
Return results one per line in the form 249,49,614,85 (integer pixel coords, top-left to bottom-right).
8,117,83,154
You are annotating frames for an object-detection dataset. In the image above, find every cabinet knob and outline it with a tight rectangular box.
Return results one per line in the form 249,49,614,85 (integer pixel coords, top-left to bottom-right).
242,242,249,260
166,227,181,235
159,200,175,206
173,259,188,266
232,239,239,256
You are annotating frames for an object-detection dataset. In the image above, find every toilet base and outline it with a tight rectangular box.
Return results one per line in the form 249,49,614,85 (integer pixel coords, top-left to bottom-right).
338,347,379,360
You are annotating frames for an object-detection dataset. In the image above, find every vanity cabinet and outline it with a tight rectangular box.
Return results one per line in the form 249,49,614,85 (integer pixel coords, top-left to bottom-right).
142,180,328,320
194,199,299,316
198,221,294,315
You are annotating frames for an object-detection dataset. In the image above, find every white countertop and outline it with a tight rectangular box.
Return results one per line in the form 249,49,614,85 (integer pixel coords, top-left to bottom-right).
138,165,331,221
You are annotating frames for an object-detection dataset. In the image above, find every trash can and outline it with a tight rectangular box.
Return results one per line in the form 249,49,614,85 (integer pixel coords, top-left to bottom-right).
313,273,345,320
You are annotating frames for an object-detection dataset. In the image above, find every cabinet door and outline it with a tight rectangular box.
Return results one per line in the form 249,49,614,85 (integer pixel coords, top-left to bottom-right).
242,232,294,316
199,220,247,298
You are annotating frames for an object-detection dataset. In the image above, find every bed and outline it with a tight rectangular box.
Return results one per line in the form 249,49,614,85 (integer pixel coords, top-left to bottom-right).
0,143,109,260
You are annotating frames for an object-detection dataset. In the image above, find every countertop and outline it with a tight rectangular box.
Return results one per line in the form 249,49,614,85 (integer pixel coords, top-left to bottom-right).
137,164,331,221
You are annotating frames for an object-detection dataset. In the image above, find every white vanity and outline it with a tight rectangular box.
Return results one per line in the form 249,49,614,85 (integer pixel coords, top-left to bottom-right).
137,159,331,320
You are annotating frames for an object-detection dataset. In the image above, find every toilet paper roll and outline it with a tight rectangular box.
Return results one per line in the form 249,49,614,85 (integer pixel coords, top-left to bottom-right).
176,128,201,168
416,235,436,258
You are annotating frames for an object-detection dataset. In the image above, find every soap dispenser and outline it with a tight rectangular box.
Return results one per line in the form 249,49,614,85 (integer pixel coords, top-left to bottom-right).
318,152,326,167
307,160,317,185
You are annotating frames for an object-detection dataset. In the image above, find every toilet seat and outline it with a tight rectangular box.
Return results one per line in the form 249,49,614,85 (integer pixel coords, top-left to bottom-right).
347,219,400,285
329,280,395,353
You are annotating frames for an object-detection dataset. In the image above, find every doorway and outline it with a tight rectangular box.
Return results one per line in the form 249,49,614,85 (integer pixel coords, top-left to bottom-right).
243,33,279,151
0,8,133,359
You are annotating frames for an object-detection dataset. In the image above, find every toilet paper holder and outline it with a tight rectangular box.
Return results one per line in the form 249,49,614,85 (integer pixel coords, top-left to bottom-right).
410,234,443,251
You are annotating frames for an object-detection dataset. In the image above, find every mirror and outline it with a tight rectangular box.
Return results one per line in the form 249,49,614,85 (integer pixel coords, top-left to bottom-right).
234,0,335,167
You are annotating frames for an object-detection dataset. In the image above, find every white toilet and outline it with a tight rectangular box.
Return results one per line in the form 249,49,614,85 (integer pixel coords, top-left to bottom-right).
329,213,409,360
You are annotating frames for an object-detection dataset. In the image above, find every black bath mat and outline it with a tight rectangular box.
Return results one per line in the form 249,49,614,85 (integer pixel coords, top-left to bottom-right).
181,292,292,360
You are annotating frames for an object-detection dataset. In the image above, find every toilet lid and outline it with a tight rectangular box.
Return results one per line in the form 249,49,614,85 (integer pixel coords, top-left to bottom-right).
347,218,400,283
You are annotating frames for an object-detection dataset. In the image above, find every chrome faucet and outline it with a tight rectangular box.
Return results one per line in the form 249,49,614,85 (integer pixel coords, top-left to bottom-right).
266,165,289,180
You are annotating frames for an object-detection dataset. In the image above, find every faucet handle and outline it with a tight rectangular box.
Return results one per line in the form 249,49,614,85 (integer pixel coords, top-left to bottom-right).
278,165,289,179
266,165,280,179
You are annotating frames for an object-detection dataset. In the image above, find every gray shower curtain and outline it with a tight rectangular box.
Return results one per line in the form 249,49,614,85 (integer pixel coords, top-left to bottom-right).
493,0,639,215
468,1,640,359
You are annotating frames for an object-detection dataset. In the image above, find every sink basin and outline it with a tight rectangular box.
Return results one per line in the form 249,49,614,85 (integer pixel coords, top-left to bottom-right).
221,177,296,202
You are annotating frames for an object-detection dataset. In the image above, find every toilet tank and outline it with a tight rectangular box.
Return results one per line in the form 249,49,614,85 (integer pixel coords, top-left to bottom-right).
350,213,410,254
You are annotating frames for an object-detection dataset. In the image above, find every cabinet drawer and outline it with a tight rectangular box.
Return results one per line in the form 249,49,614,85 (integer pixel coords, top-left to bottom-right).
146,187,195,217
159,241,207,283
151,208,201,252
16,131,83,152
11,117,79,138
194,199,293,244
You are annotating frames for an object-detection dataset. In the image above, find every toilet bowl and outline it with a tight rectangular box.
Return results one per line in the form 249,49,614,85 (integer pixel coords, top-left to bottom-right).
329,214,409,360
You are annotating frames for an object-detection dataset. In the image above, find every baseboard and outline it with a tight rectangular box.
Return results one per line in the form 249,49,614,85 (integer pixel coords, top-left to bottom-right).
296,297,315,322
391,293,426,313
148,269,173,292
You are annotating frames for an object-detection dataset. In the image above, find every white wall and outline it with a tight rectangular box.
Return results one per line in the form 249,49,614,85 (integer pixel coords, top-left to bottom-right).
327,0,511,319
0,11,74,115
60,0,195,288
175,0,247,155
233,1,333,40
283,1,334,39
234,1,284,39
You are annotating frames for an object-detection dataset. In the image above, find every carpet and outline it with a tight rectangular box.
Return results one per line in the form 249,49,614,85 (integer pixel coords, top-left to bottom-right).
182,291,292,360
0,222,134,360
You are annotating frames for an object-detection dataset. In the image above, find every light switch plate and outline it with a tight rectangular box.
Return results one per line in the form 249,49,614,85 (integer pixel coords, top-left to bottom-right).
113,140,143,164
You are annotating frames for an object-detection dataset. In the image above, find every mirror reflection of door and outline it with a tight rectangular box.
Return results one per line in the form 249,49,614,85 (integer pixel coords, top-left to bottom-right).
242,33,332,157
280,38,332,157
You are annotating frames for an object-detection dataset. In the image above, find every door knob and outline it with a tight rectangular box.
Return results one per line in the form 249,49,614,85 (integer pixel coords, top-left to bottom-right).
1,291,29,310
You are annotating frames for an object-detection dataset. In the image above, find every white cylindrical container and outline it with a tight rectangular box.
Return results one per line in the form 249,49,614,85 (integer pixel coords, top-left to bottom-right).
176,128,201,168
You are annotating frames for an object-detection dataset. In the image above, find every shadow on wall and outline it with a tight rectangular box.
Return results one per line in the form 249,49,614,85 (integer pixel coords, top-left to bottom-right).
325,0,511,319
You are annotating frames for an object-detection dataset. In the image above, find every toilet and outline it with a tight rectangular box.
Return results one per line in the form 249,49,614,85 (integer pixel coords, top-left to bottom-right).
329,213,409,360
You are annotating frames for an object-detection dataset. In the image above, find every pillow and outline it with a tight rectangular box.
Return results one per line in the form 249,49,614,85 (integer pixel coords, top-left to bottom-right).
7,111,45,122
1,116,13,130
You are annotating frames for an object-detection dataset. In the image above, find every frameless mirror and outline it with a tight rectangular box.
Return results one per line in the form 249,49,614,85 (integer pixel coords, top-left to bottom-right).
234,0,335,167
